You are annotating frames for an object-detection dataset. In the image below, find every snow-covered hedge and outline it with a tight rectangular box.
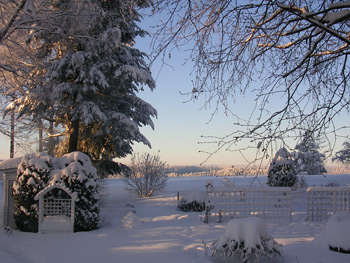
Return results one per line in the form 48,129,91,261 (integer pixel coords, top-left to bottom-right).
13,152,100,232
210,217,283,263
177,191,206,212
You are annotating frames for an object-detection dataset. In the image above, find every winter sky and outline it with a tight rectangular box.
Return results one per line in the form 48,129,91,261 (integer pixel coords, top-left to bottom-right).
0,12,349,167
117,14,350,167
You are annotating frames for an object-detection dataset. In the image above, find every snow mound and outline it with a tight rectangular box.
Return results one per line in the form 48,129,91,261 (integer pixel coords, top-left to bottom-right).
41,215,72,232
121,212,142,229
314,212,350,252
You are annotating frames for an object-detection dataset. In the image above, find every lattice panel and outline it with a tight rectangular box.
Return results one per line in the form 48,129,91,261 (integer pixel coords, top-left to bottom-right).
43,198,72,217
307,187,350,221
205,187,292,223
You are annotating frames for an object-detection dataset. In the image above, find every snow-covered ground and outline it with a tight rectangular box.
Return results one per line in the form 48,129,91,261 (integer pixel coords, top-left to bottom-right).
1,174,350,263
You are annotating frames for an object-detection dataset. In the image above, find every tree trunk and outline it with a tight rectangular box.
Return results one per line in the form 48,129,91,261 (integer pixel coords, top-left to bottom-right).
10,112,15,158
48,120,55,156
68,117,79,153
38,119,43,152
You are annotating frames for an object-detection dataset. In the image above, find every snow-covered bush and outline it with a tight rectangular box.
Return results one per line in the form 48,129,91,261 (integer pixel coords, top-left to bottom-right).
13,152,100,232
51,152,100,232
267,148,297,187
210,217,283,263
123,153,168,198
178,191,206,212
315,212,350,253
13,152,52,232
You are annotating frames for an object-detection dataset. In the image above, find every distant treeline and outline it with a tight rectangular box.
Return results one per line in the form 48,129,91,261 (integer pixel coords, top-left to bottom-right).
166,166,221,177
165,165,350,177
165,166,267,177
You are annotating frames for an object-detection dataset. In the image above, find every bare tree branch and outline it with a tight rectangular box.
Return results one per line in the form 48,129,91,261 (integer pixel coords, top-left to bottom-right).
151,0,350,164
0,0,28,43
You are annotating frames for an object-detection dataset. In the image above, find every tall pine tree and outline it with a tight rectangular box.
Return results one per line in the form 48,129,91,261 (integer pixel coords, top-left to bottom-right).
293,131,327,175
9,0,156,174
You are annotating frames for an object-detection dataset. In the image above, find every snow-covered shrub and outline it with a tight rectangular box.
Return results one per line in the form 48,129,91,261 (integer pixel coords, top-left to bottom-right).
123,153,167,198
210,217,283,263
315,212,350,253
178,191,206,212
13,152,52,232
13,152,100,232
267,148,297,187
52,152,100,232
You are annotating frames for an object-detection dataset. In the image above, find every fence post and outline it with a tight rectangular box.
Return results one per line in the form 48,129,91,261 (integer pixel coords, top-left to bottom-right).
204,191,210,224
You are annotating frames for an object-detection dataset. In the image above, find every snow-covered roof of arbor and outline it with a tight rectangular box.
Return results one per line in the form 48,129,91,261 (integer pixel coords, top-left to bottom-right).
0,156,22,170
34,183,79,202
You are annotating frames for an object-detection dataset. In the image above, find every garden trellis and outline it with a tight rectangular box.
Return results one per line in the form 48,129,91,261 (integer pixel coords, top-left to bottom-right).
204,187,292,223
35,184,78,233
306,187,350,221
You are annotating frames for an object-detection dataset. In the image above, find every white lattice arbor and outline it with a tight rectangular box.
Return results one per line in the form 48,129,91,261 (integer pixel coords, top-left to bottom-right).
35,184,78,233
204,187,292,223
306,187,350,221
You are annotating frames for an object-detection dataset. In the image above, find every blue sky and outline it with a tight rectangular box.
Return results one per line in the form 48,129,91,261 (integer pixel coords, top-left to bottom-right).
118,16,350,166
118,47,245,166
117,42,349,166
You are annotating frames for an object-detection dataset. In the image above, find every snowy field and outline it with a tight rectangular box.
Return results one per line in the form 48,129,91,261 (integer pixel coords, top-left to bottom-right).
1,174,350,263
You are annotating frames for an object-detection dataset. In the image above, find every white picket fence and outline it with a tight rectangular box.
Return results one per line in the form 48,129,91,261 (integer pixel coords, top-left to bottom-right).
204,187,292,223
306,187,350,221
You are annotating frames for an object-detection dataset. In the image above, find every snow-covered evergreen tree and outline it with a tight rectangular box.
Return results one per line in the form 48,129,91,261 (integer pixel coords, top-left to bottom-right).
333,141,350,165
267,148,297,187
8,0,156,174
13,152,52,232
293,131,327,175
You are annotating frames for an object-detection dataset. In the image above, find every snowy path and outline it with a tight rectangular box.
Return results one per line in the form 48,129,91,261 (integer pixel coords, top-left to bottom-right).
0,249,24,263
0,239,38,263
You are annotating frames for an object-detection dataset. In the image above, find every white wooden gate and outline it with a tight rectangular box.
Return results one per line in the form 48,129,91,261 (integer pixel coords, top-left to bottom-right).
204,187,292,223
306,187,350,221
